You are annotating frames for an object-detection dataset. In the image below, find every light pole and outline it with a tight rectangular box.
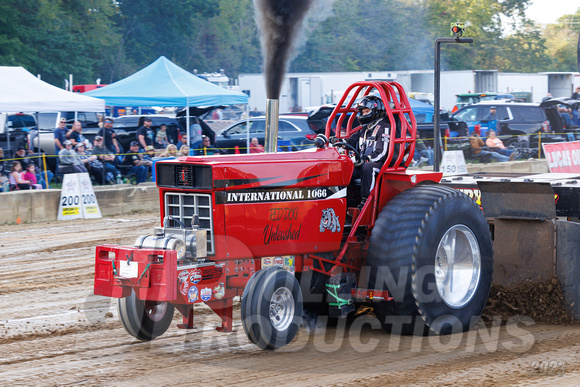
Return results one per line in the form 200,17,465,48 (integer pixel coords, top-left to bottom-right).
433,23,473,171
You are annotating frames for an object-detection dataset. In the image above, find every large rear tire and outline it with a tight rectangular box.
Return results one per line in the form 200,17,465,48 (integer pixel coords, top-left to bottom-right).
367,185,493,335
241,267,303,350
118,290,174,341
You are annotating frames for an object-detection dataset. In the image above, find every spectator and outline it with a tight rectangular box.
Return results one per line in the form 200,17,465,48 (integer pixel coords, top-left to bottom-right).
189,116,203,149
68,121,90,149
250,137,265,153
9,161,31,190
485,130,514,159
142,145,156,178
143,145,156,162
122,141,148,184
413,132,433,166
0,148,9,192
97,117,121,154
470,132,510,162
75,143,106,184
160,144,178,158
178,145,190,157
54,118,71,155
176,134,188,150
14,146,53,189
196,135,221,155
92,136,122,184
58,140,86,174
22,164,43,189
137,117,154,150
155,124,170,149
572,86,580,100
212,108,223,120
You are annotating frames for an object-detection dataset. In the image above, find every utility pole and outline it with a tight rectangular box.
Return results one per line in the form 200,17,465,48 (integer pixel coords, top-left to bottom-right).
433,23,473,171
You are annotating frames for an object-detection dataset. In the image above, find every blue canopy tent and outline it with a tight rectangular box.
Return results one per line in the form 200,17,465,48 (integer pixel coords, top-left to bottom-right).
85,56,249,150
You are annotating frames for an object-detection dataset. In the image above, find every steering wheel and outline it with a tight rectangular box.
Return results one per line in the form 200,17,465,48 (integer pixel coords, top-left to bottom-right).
333,141,364,167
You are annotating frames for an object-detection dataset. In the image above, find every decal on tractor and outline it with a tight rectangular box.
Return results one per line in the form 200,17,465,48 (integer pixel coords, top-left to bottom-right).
320,208,341,233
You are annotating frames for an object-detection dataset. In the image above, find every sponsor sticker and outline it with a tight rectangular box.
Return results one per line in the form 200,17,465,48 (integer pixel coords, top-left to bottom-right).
274,256,284,266
187,286,199,303
200,287,212,302
262,257,273,267
213,282,225,300
178,271,190,296
190,268,202,284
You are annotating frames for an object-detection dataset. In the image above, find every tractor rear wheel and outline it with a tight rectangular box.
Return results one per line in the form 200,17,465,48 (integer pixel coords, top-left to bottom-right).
241,267,303,350
118,290,175,341
367,185,493,335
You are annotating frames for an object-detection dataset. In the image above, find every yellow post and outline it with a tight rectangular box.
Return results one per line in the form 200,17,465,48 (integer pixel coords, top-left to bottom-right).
42,154,49,188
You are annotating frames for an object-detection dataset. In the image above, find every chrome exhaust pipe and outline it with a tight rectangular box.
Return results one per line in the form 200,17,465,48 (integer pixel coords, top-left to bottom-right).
264,98,279,153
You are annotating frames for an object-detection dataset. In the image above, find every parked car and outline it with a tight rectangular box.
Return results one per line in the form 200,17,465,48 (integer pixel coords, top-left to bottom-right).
112,115,180,150
451,101,567,158
452,92,515,112
215,115,320,153
37,112,100,131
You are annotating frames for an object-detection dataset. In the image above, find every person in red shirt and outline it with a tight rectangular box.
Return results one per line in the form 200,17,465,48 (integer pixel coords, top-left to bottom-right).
250,137,265,153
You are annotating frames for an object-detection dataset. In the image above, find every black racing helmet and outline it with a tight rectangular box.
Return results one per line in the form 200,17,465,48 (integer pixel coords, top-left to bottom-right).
356,95,385,125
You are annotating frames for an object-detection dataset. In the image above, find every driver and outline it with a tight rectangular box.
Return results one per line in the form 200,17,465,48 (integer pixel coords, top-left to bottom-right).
346,95,391,210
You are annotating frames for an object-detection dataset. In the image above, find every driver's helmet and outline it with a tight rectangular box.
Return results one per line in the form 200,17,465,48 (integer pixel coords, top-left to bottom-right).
355,95,385,125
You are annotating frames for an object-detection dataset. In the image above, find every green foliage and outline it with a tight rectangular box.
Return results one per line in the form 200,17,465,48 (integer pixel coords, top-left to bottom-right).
0,0,578,88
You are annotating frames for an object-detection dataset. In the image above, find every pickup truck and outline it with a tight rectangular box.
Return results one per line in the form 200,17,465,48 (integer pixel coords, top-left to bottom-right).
0,113,37,157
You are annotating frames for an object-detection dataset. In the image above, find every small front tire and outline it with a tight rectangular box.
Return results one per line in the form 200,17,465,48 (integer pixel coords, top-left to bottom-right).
241,267,303,350
118,290,174,341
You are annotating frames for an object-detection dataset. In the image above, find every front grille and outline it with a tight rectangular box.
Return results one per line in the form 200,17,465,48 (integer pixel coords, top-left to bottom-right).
165,192,214,254
175,165,194,187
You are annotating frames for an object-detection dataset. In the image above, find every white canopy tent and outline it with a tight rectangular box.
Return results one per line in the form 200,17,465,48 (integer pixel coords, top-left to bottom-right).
0,66,105,112
0,66,105,158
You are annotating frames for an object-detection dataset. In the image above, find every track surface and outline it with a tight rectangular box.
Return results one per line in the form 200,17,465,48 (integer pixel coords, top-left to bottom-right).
1,213,580,386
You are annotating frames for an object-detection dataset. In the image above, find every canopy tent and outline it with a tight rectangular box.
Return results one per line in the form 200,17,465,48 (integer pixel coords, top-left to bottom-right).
86,56,249,152
0,66,105,112
84,56,249,107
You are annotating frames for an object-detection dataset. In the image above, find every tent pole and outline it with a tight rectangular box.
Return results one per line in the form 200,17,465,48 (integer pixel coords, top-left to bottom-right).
246,104,250,153
186,99,191,156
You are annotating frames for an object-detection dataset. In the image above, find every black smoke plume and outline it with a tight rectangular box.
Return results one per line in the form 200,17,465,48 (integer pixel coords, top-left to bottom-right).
254,0,314,99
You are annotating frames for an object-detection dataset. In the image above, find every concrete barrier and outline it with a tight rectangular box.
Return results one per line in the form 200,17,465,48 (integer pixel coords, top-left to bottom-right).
1,159,550,225
0,183,159,225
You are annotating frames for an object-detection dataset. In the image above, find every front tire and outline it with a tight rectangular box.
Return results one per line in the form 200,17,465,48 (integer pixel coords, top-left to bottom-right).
241,267,303,350
367,185,493,335
118,290,174,341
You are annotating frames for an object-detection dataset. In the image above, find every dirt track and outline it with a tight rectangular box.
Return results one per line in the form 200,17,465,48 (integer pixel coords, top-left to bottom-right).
2,213,580,386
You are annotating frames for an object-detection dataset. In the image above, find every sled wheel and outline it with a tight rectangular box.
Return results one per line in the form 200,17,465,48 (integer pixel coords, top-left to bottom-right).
118,290,175,341
241,267,303,350
367,185,493,335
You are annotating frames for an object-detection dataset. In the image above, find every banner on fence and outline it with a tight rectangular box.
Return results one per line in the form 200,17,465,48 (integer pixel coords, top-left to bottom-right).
542,141,580,173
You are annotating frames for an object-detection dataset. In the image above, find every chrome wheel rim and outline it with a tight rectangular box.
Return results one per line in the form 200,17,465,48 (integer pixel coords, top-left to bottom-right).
269,287,295,331
144,301,168,322
434,225,481,308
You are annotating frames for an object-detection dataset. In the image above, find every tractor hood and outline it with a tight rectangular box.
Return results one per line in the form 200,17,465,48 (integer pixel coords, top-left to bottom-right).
155,147,354,191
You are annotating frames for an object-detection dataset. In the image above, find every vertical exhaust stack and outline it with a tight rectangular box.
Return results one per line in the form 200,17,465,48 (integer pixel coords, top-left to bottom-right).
264,98,279,153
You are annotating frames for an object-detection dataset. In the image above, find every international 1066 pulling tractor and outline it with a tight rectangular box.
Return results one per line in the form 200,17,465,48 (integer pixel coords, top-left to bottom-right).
94,81,493,350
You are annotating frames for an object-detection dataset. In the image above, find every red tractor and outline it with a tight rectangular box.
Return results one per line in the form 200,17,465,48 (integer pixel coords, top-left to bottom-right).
94,81,493,349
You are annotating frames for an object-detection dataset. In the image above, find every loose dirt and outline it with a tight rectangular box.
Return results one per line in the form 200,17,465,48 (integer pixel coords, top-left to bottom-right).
1,213,580,386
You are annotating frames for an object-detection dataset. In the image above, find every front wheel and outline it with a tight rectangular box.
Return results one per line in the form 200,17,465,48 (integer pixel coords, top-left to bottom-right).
241,267,303,350
367,185,493,335
118,290,175,341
